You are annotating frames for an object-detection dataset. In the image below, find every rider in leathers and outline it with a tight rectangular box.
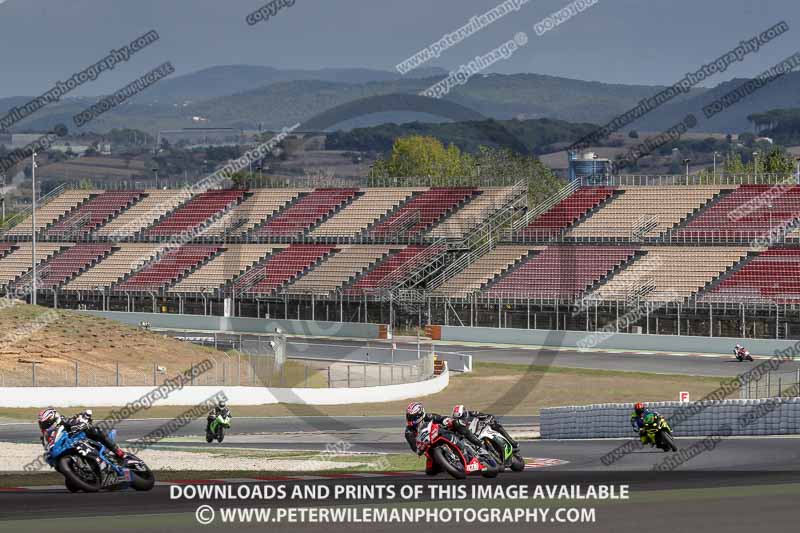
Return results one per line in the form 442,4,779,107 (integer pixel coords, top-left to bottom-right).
404,402,484,475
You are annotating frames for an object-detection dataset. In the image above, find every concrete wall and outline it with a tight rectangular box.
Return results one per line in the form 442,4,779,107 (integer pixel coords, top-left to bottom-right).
541,398,800,439
0,369,449,408
436,325,799,356
77,311,382,339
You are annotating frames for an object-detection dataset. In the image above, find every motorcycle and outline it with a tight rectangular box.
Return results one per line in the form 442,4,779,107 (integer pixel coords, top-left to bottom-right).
735,349,753,362
415,420,499,479
641,414,678,452
44,426,155,493
468,415,525,472
206,413,231,443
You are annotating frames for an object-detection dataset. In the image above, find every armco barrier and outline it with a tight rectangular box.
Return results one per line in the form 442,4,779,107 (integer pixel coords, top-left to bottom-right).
435,325,800,356
77,310,382,339
0,366,449,408
540,398,800,439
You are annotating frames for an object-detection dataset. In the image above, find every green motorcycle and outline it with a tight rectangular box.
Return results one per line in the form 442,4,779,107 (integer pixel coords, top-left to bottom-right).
468,415,525,472
206,413,231,443
642,413,678,452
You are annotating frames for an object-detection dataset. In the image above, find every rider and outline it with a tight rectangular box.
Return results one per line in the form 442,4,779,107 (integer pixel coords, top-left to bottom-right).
451,404,519,451
404,401,483,454
37,407,126,460
206,400,231,434
630,402,661,445
734,344,748,358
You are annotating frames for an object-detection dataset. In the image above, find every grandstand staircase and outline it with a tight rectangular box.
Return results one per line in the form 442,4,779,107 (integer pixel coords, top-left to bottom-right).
582,249,647,298
663,187,737,240
560,189,624,240
691,250,760,303
376,182,528,294
241,191,309,240
423,181,531,292
303,190,365,237
509,179,579,234
112,245,223,293
36,190,98,241
278,248,341,294
135,191,199,240
479,249,540,293
632,215,659,241
0,183,68,240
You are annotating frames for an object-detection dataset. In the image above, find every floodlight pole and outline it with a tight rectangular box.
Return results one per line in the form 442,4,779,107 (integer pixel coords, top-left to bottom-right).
31,152,37,305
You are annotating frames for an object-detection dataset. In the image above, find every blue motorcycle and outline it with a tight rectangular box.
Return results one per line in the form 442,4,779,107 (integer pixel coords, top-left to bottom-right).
44,426,155,493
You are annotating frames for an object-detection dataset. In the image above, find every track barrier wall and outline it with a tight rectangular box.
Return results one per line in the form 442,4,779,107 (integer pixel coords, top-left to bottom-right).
541,398,800,439
0,365,449,407
434,325,800,355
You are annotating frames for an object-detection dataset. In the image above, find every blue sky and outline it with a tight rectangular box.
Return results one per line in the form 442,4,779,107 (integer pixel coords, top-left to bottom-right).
0,0,798,97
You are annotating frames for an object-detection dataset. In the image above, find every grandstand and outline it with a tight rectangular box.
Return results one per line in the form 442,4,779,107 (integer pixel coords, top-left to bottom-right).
2,176,799,339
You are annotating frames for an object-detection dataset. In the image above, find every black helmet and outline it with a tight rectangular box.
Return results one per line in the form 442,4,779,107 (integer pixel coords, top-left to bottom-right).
218,401,226,409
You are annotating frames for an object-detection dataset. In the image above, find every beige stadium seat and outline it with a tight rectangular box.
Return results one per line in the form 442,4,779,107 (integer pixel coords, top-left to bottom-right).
0,242,72,286
430,187,517,239
64,243,167,290
433,245,537,299
94,189,192,239
201,190,306,238
169,244,279,293
589,246,749,302
567,186,722,238
285,245,393,294
311,188,421,237
5,190,97,236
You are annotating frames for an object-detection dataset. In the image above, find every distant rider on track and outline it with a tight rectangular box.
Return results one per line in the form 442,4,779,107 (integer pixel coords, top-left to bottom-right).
206,400,231,434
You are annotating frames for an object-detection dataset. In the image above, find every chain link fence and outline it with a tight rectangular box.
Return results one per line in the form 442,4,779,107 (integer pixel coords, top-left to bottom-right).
740,369,800,399
0,349,436,389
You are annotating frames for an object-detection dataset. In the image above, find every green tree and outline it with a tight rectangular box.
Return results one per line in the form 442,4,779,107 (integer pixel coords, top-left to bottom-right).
369,136,473,183
763,147,795,176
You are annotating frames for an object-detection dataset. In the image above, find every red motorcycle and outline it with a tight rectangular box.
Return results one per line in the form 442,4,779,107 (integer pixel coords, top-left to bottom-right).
416,420,499,479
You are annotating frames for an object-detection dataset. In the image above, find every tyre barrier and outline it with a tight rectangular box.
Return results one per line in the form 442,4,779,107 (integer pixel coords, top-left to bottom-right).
540,397,800,439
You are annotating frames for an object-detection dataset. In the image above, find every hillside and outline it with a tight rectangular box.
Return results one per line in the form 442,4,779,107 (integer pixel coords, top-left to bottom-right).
0,303,224,387
2,72,696,135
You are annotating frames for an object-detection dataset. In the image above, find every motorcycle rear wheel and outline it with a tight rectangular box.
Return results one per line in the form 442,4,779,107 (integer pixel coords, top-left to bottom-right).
58,455,101,493
431,446,466,480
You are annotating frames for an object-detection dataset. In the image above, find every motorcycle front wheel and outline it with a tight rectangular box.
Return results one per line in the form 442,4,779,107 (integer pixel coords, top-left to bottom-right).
127,454,156,491
660,431,678,452
58,455,101,493
217,428,225,443
431,446,466,480
510,453,525,472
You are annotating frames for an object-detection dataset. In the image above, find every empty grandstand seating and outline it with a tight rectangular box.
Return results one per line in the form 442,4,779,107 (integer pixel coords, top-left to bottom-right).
672,185,800,239
344,245,428,295
233,244,335,295
285,245,392,294
430,187,517,239
483,245,637,300
4,190,96,237
65,243,166,291
202,190,305,238
0,242,14,259
520,187,615,239
95,189,192,239
44,191,144,239
568,186,722,239
433,246,536,299
700,248,800,303
143,190,245,238
114,244,222,292
0,242,71,287
169,245,278,293
251,189,359,238
589,246,749,302
367,188,477,239
311,189,419,237
34,244,113,289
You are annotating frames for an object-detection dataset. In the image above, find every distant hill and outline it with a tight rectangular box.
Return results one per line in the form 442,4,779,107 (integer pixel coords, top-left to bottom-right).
632,72,800,134
325,117,600,155
1,70,701,136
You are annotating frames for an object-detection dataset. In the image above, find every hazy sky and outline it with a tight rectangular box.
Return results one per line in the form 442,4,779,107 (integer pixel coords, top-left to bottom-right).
1,0,798,97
